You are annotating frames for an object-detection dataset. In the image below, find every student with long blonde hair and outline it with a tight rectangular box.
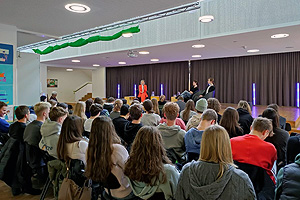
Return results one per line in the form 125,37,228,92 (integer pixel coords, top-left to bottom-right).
73,101,87,121
176,125,255,200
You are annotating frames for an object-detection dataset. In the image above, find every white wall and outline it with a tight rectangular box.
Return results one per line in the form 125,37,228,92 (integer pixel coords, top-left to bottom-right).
92,67,106,98
47,67,92,102
40,63,47,95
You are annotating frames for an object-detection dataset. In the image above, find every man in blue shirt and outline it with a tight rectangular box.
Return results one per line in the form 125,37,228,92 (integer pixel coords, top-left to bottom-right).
0,101,9,133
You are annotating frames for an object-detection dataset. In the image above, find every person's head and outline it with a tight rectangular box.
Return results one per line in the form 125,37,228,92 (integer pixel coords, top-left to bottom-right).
51,91,57,98
113,99,123,112
57,102,68,111
151,98,160,115
143,99,154,114
208,78,214,85
177,96,184,101
0,101,8,117
94,97,104,105
140,80,145,85
90,104,102,117
182,100,195,122
199,109,217,129
129,104,143,120
207,98,221,113
267,104,279,113
121,98,127,105
40,95,47,102
120,104,130,117
86,116,121,182
237,100,252,115
85,98,94,112
219,107,241,138
250,117,273,140
124,126,171,186
107,97,115,103
200,125,235,179
262,108,279,129
193,80,198,86
195,98,208,113
15,106,30,121
131,100,140,106
34,102,51,119
48,99,57,107
159,95,166,102
73,101,86,119
163,102,179,121
49,107,68,124
57,115,84,161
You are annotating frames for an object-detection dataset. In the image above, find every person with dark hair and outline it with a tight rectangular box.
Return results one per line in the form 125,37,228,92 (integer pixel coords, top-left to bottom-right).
267,104,286,130
138,80,148,102
39,107,68,158
287,135,300,164
237,100,253,134
262,108,289,170
57,102,68,111
84,104,102,134
220,107,244,138
124,126,179,199
9,106,30,141
198,78,215,98
85,98,94,118
94,97,104,105
141,99,161,126
176,96,186,113
104,97,115,113
113,105,130,141
86,117,134,199
180,99,197,124
57,115,88,164
124,104,143,150
179,80,199,101
40,95,47,102
207,98,222,123
121,98,127,105
110,99,123,120
0,101,9,133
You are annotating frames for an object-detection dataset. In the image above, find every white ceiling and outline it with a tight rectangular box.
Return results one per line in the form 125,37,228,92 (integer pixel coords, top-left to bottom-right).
43,24,300,68
0,0,195,47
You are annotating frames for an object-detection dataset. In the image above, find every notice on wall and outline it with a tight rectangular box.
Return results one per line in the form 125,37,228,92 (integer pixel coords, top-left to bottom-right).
0,43,13,105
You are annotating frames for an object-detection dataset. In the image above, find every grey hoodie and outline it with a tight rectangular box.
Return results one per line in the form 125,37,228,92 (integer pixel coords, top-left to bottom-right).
175,161,256,200
39,120,61,158
157,123,186,158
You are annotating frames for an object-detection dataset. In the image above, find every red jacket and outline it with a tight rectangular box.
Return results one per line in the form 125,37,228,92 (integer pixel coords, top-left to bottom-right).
138,84,148,102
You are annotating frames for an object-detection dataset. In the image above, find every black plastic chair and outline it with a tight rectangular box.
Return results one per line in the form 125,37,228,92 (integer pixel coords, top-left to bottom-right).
100,173,121,200
285,123,292,132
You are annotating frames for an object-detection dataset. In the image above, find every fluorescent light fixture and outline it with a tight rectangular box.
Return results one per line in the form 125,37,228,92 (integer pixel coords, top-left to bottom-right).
65,3,91,13
117,84,121,99
66,69,73,72
271,33,289,39
122,33,133,38
134,84,137,97
139,51,150,55
192,44,205,48
151,59,159,62
192,55,201,58
252,83,256,106
93,64,100,67
247,49,260,53
297,83,300,108
199,15,214,23
160,84,164,96
118,62,126,65
72,59,80,63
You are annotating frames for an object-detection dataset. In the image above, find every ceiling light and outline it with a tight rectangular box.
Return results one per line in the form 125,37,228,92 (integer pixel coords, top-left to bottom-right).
65,3,91,13
118,62,126,65
192,55,201,58
192,44,205,48
72,59,80,63
271,33,289,39
139,51,150,55
151,59,159,62
122,33,133,38
247,49,260,53
66,69,73,72
199,15,214,23
93,64,100,67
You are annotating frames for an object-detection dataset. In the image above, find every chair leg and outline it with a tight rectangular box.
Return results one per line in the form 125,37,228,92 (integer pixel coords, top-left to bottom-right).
39,177,51,200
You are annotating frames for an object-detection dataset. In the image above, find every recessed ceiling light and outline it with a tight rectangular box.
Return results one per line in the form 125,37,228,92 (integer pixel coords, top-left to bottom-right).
271,33,289,39
93,64,100,67
151,59,159,62
139,51,150,55
122,33,133,38
199,15,214,23
192,44,205,48
247,49,260,53
192,55,202,58
72,59,80,63
65,3,91,13
118,62,126,65
66,69,73,72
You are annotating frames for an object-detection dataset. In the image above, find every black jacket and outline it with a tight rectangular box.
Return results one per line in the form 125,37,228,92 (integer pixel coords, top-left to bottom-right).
124,122,142,150
287,135,300,164
237,108,253,134
113,117,129,140
200,85,215,96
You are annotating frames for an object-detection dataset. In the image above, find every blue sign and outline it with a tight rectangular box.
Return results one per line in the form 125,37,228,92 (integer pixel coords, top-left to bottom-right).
0,43,13,105
0,43,13,65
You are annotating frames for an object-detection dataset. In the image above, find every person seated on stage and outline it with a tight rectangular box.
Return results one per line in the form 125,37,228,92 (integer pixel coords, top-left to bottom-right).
186,98,208,131
262,108,289,171
84,104,102,134
207,98,222,123
138,79,148,102
110,99,123,120
158,102,186,160
94,97,110,117
176,96,186,114
220,107,244,138
230,117,277,184
0,101,9,134
180,99,197,124
198,78,215,98
50,91,58,102
180,80,199,100
104,97,115,113
267,104,287,130
237,100,253,134
85,98,94,118
185,109,217,162
141,100,161,126
113,104,130,142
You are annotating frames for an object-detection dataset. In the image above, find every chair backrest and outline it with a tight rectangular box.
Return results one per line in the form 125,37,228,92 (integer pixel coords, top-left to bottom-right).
148,192,166,200
25,142,46,169
204,91,214,99
101,173,121,190
285,123,292,132
166,148,179,164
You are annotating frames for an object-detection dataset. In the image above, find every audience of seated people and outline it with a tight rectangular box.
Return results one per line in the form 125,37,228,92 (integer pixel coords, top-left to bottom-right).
84,104,102,137
110,99,123,120
237,100,253,134
175,96,186,113
186,98,207,131
141,99,161,126
207,98,222,123
180,99,197,124
219,107,244,138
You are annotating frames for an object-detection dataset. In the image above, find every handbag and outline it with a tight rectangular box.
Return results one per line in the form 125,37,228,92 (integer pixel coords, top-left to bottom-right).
58,161,92,200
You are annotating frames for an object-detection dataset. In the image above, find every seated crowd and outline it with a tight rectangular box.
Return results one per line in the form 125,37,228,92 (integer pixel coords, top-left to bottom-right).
0,93,299,200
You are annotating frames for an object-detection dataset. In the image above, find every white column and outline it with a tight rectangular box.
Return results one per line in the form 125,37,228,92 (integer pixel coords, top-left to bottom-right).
40,63,47,95
92,67,106,98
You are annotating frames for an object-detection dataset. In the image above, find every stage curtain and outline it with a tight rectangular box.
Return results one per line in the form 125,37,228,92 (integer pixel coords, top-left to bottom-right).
106,61,189,99
191,52,300,106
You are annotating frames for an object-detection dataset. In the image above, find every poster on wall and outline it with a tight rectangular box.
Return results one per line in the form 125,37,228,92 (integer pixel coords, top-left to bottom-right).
0,43,13,105
47,79,58,87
